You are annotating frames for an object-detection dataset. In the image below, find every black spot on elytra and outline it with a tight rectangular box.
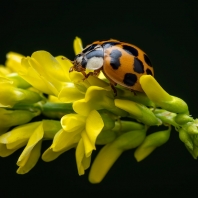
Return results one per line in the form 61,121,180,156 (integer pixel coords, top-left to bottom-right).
133,58,144,73
102,42,120,49
86,49,104,59
109,49,122,69
122,45,138,56
123,73,137,86
82,44,98,54
144,54,152,66
81,58,87,68
146,68,153,75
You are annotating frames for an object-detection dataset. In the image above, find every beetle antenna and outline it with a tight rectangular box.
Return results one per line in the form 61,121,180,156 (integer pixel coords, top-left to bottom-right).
61,57,74,64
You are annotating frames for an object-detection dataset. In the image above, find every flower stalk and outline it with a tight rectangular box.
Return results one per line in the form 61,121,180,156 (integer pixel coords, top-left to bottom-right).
0,37,197,183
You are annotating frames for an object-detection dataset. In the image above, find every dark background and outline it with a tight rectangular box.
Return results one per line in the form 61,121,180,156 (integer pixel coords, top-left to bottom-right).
0,0,198,197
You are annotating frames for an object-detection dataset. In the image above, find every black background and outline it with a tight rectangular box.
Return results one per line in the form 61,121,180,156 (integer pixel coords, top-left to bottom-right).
0,0,198,197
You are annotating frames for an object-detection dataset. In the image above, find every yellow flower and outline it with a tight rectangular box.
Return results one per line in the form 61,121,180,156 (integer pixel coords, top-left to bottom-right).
42,110,104,175
0,120,61,174
0,78,42,108
73,36,83,55
0,108,40,134
17,51,73,96
5,52,24,73
0,65,11,76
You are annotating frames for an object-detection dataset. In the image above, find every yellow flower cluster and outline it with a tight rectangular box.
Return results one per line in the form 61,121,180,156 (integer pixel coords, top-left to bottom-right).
0,37,197,183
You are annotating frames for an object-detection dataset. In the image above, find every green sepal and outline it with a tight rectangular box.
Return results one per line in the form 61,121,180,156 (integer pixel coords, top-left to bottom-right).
153,109,179,127
112,120,145,133
98,110,116,131
96,130,117,145
7,73,31,89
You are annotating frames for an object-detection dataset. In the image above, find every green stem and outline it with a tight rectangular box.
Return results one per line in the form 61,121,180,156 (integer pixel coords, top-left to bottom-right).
41,102,74,119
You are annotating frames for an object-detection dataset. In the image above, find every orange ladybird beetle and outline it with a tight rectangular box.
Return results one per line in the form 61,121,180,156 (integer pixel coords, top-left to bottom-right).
69,39,154,93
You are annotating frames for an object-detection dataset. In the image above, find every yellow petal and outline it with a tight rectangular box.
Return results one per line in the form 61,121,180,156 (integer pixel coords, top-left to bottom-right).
42,144,76,162
0,66,11,76
5,52,24,72
17,122,44,166
61,114,86,132
73,37,83,55
81,130,94,157
82,153,91,171
55,55,73,82
0,143,18,157
73,86,127,117
75,137,91,175
6,141,27,150
31,51,69,84
17,140,42,174
28,56,61,95
51,129,81,152
85,110,104,149
58,84,85,103
20,57,56,95
0,122,41,146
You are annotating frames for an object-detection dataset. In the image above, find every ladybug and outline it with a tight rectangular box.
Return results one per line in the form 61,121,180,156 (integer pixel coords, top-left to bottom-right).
70,39,154,93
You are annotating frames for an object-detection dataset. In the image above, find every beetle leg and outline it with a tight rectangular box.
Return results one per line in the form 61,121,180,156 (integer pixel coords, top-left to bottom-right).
130,89,137,96
111,84,117,96
93,69,101,76
81,71,89,78
81,69,101,80
108,80,117,96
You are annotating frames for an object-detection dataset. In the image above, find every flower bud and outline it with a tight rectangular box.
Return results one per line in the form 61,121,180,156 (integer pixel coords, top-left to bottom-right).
89,129,146,183
115,99,161,126
0,83,42,107
174,114,194,125
134,127,171,162
140,75,189,114
0,108,40,134
182,121,198,135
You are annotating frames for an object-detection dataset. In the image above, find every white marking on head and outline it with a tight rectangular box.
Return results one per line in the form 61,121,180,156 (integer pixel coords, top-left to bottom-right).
76,56,83,63
86,57,104,70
